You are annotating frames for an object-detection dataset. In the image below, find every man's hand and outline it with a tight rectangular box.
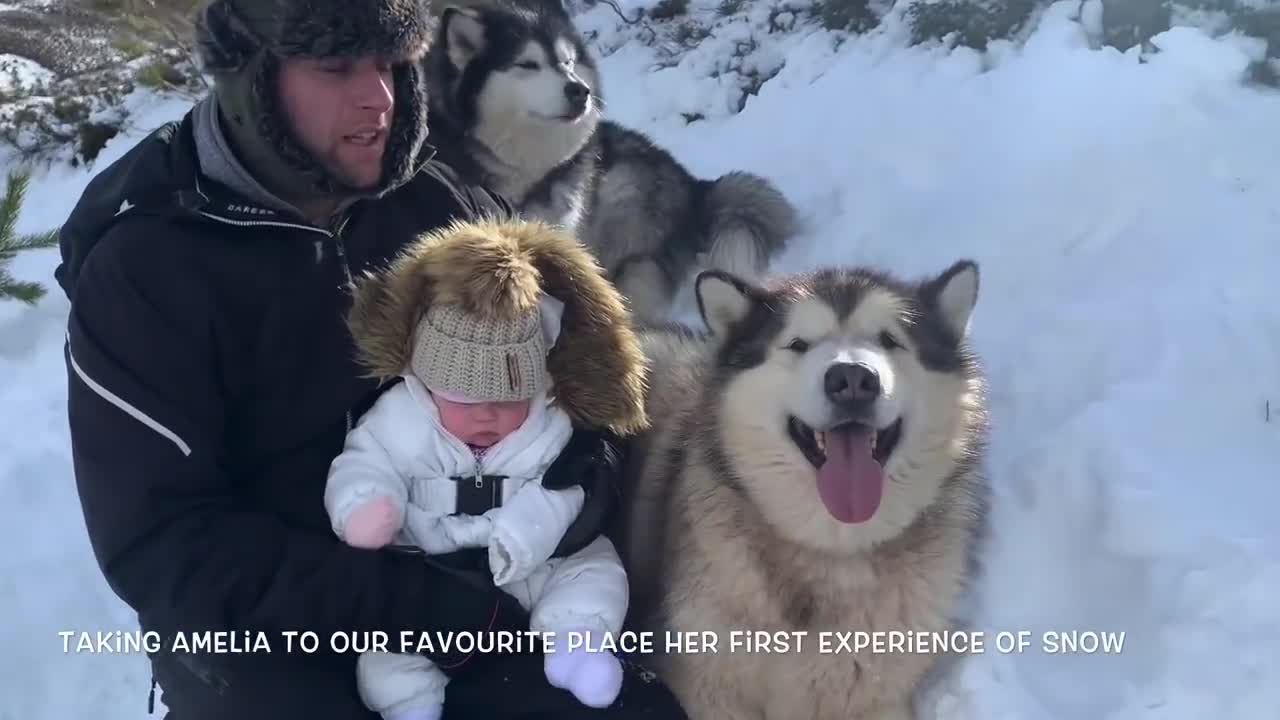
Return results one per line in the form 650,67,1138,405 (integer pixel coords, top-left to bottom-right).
542,429,625,559
542,428,621,490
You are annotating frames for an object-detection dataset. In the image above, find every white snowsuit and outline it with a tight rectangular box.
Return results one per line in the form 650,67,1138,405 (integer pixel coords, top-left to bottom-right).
324,374,629,718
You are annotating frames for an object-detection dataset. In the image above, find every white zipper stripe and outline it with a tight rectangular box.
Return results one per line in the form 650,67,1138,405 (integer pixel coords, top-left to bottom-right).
197,211,332,236
66,331,193,457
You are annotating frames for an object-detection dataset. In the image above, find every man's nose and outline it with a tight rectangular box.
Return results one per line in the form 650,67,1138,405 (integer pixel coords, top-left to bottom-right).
353,66,394,113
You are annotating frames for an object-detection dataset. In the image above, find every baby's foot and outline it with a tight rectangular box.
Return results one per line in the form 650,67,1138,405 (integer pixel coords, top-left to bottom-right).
545,630,623,708
345,496,400,548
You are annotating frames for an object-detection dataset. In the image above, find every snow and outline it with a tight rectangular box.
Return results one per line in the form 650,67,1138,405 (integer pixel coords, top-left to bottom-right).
0,0,59,9
4,1,1280,717
0,54,55,92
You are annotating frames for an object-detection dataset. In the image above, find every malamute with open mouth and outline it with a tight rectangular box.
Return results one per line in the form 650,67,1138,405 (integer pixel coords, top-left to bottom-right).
423,0,799,324
614,260,991,719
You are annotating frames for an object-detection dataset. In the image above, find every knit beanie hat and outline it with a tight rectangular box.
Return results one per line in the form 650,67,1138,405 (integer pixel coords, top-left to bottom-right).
410,294,565,403
192,0,437,206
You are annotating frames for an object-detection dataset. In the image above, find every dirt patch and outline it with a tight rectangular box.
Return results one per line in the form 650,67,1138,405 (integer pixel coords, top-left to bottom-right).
0,0,204,167
0,2,124,76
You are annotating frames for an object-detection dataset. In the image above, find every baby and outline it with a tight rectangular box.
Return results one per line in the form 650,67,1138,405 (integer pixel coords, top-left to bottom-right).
323,240,634,720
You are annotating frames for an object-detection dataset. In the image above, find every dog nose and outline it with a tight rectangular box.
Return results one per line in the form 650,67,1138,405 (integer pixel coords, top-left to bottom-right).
824,362,880,406
564,81,590,104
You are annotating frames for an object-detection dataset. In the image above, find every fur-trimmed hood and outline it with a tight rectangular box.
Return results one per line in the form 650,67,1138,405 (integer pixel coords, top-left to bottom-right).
348,217,649,436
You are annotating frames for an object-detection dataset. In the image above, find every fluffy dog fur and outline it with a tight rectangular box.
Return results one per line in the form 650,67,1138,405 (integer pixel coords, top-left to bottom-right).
613,261,990,720
345,216,649,436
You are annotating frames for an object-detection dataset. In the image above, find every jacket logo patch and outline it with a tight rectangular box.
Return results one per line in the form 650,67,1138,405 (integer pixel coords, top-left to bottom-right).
506,353,520,391
226,204,275,216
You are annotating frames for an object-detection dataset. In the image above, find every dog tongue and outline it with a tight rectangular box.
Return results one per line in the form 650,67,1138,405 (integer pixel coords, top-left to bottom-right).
816,428,883,523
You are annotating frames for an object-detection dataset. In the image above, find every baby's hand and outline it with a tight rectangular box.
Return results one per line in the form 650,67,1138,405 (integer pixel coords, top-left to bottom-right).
344,496,401,549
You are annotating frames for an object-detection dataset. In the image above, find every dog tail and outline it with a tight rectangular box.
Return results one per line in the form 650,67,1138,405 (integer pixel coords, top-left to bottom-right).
698,171,798,281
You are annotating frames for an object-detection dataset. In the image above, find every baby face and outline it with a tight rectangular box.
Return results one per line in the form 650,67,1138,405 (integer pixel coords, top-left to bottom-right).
432,394,531,448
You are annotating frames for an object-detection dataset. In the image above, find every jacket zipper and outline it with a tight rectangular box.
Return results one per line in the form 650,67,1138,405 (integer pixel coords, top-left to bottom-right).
196,212,331,235
330,214,355,433
198,210,358,433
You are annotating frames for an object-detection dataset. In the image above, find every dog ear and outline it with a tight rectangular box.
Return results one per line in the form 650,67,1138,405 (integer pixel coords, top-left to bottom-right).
441,6,487,70
696,270,757,337
921,259,979,339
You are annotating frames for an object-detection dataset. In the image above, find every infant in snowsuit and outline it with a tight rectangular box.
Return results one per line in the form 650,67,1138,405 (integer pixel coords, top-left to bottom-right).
323,218,650,720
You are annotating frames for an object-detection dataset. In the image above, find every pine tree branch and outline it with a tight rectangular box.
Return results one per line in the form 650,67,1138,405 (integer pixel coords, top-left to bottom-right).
6,228,59,253
0,269,47,305
0,169,31,245
0,169,57,306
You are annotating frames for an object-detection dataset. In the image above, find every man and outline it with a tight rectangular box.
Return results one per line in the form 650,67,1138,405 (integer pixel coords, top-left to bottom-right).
53,1,687,718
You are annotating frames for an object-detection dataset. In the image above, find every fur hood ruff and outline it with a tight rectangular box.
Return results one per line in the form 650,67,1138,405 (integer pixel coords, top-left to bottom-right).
347,217,649,436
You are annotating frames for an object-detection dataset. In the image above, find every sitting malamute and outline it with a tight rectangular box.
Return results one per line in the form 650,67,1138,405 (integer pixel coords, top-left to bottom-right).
615,260,991,719
423,0,799,324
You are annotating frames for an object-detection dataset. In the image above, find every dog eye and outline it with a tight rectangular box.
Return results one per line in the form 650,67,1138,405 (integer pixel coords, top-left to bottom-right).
783,338,810,353
516,60,540,70
879,331,903,350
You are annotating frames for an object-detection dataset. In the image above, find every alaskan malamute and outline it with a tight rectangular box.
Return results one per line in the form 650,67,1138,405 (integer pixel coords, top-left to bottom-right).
423,0,799,324
614,261,991,719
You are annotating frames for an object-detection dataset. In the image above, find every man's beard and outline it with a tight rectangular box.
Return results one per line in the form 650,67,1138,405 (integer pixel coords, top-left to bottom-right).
315,150,387,198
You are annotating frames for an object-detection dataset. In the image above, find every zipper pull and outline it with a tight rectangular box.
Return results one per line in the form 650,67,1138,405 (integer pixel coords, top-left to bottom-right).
474,465,483,489
333,237,354,284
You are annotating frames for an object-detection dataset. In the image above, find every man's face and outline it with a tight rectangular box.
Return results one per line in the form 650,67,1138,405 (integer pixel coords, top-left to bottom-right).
277,55,395,190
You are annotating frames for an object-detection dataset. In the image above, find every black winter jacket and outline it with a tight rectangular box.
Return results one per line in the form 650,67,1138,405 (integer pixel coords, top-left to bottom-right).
55,111,626,717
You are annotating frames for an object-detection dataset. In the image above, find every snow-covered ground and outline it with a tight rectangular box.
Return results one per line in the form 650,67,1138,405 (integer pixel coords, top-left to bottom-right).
4,1,1280,717
0,54,55,91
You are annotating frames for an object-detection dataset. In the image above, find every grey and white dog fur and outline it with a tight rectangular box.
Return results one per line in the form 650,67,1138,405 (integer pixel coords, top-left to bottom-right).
423,0,799,324
611,260,991,719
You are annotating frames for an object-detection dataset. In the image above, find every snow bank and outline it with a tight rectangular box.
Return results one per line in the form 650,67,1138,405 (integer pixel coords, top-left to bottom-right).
1,90,197,718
